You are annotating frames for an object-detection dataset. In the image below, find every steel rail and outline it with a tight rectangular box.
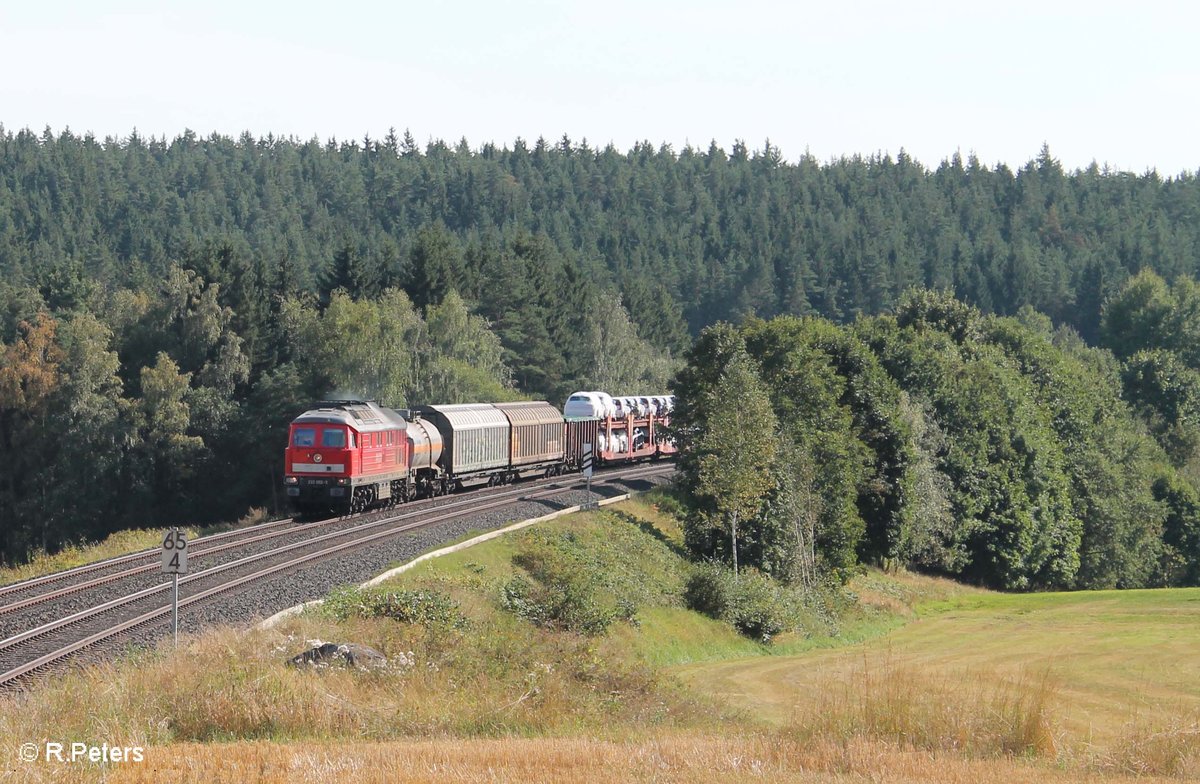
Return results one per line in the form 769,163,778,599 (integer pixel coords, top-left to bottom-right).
0,464,671,687
0,517,299,599
0,460,659,604
0,463,657,616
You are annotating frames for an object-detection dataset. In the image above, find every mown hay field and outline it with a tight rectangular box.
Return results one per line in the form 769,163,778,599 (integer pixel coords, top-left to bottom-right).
680,585,1200,776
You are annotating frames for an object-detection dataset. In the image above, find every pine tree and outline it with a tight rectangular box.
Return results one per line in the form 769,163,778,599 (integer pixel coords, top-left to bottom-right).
406,223,461,309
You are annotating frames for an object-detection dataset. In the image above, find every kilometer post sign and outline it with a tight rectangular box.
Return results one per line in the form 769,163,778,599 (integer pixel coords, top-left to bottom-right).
161,528,188,574
161,527,187,645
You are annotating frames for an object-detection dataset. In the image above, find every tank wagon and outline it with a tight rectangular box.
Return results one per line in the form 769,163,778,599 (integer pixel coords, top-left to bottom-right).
284,391,674,515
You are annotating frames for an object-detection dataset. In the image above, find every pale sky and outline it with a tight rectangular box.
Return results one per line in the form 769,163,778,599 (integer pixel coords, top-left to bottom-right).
1,0,1197,174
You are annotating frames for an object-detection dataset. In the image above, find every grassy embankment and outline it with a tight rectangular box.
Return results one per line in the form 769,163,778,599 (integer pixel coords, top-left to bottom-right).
1,493,1197,782
0,511,273,587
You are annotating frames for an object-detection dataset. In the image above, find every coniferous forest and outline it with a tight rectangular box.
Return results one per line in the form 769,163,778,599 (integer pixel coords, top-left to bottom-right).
2,126,1200,586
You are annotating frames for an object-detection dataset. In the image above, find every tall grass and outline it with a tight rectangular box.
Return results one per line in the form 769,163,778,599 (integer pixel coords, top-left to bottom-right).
0,607,712,750
1091,711,1200,778
5,499,1195,782
790,655,1062,758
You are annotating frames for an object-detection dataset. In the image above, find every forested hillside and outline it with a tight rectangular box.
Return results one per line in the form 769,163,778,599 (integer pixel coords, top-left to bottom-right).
4,128,1200,342
674,285,1200,591
2,126,1200,575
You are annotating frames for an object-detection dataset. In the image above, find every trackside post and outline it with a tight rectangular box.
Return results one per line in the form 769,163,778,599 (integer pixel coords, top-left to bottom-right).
161,528,188,646
582,443,598,510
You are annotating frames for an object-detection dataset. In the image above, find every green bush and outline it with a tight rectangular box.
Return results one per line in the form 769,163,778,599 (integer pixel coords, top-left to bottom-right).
323,586,467,630
683,563,793,642
729,574,788,642
492,518,685,636
649,487,689,521
500,575,617,635
683,563,733,619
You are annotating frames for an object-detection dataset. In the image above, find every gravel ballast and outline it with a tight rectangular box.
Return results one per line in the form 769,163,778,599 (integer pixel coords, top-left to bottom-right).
17,472,669,674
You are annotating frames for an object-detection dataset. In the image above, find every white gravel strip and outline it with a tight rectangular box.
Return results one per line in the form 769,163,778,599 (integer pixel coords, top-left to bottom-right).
258,493,632,629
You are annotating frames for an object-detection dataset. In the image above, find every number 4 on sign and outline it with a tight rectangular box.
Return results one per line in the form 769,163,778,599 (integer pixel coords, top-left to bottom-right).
161,528,188,574
161,527,188,646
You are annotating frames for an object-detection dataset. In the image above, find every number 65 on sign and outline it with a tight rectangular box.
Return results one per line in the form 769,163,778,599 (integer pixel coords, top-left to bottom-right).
161,528,188,574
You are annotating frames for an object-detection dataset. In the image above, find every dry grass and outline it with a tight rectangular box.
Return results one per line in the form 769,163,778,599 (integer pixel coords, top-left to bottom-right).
0,611,711,751
791,655,1062,758
5,734,1183,784
1090,711,1200,779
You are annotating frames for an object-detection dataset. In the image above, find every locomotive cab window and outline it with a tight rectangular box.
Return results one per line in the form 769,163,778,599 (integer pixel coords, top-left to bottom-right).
322,429,347,448
293,428,316,447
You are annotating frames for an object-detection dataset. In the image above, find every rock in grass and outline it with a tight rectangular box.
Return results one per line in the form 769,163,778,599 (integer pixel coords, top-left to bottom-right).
289,642,388,670
337,643,388,668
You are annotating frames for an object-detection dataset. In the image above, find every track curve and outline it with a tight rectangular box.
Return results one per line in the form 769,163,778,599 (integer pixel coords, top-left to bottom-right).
0,464,672,689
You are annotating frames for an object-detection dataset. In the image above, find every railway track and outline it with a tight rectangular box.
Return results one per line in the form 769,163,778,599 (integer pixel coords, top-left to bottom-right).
0,468,588,608
0,463,671,689
0,515,301,603
0,503,458,631
0,465,661,637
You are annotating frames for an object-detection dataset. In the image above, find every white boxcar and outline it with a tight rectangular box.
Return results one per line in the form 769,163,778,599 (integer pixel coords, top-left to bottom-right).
414,403,509,477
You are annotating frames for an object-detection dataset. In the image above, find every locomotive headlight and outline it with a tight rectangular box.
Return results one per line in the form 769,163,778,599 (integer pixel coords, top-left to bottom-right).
336,478,349,485
284,476,298,485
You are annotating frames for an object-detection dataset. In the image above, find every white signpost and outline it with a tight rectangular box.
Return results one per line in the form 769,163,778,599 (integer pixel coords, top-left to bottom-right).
581,443,597,509
161,528,188,646
581,442,594,479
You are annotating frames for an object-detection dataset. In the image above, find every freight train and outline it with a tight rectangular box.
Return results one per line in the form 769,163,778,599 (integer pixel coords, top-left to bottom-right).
283,392,676,514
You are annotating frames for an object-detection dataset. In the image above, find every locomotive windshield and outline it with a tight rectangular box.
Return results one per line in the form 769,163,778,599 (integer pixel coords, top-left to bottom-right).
292,428,316,447
321,428,347,447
